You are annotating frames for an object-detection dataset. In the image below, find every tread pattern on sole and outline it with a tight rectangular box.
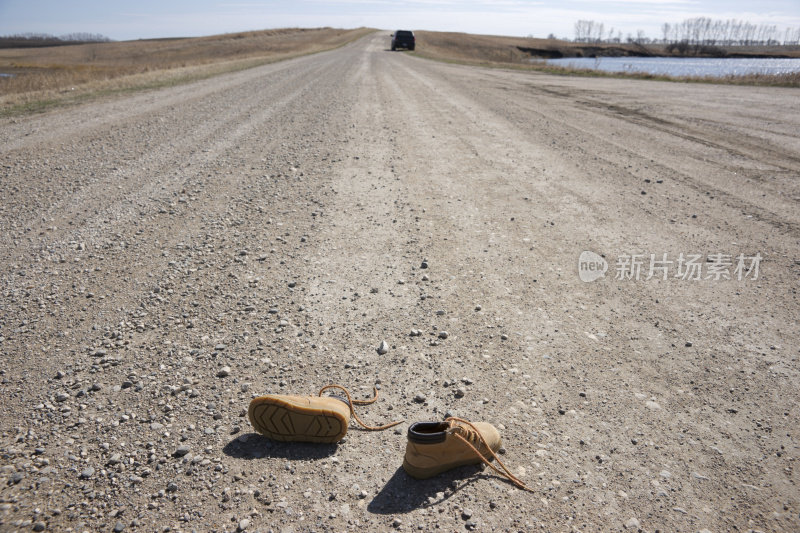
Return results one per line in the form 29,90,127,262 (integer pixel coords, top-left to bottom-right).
249,399,346,443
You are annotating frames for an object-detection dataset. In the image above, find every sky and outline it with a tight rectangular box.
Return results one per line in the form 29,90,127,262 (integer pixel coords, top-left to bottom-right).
1,0,798,41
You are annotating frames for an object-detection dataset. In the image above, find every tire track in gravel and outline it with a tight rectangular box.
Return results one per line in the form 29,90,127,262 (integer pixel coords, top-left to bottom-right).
495,79,800,238
0,51,353,258
392,61,800,244
0,45,359,387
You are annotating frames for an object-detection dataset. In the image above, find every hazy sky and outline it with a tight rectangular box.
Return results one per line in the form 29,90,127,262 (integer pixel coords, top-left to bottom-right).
1,0,798,41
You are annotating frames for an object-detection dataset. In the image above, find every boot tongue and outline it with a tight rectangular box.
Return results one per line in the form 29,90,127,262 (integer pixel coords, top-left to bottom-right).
448,420,478,443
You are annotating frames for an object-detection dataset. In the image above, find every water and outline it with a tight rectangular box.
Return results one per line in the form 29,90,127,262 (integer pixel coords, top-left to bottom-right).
0,73,15,78
544,57,800,78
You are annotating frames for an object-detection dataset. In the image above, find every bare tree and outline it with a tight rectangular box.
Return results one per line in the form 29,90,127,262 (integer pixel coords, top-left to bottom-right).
570,17,795,46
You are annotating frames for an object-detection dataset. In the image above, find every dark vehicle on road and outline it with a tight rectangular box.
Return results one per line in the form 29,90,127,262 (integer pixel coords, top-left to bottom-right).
391,30,415,51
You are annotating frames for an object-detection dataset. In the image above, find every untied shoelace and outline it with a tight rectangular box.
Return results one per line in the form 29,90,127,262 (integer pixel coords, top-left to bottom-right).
318,384,403,431
446,416,535,492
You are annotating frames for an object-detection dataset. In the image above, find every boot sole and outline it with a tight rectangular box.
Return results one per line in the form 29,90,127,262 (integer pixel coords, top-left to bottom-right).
402,457,491,479
248,396,347,443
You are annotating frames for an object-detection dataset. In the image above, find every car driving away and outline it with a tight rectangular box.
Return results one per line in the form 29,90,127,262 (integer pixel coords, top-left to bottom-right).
391,30,415,51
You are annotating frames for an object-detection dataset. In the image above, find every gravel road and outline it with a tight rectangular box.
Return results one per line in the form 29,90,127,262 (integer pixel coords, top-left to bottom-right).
1,32,799,532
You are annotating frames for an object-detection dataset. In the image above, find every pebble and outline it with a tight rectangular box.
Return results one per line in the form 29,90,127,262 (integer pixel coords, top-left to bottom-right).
55,392,69,402
454,388,466,398
474,305,482,311
438,331,449,339
414,393,426,403
80,466,95,479
377,341,389,355
33,522,46,532
646,400,662,410
174,445,191,457
215,343,227,351
461,508,473,519
217,366,231,378
392,518,402,528
238,518,250,531
624,517,640,529
113,522,125,532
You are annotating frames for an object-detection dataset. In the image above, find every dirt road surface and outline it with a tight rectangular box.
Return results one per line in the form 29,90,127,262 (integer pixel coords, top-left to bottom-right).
1,32,798,532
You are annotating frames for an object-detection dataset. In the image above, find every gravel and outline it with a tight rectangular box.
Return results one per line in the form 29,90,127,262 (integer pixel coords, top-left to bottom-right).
0,30,796,533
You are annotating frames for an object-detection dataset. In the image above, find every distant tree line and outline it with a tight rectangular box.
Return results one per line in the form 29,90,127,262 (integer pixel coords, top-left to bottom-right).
0,32,112,48
574,18,800,46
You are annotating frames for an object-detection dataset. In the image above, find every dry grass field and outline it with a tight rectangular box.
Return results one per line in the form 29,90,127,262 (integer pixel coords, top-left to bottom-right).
0,27,373,112
413,30,800,86
412,31,646,63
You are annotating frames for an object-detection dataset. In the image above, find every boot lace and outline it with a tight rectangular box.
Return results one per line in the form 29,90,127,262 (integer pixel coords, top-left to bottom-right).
318,384,403,431
446,417,534,492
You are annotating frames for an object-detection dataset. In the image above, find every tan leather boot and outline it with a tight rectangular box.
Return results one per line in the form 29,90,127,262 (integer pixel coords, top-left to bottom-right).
248,393,351,443
248,385,401,443
402,418,502,479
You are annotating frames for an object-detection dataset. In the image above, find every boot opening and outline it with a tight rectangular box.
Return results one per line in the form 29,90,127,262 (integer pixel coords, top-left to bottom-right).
408,421,449,443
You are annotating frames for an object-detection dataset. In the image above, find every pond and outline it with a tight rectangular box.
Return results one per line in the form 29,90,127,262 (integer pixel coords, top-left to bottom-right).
544,57,800,77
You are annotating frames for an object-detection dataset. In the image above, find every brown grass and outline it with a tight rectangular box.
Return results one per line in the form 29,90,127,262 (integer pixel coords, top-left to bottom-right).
0,27,374,113
413,31,610,63
413,30,800,87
